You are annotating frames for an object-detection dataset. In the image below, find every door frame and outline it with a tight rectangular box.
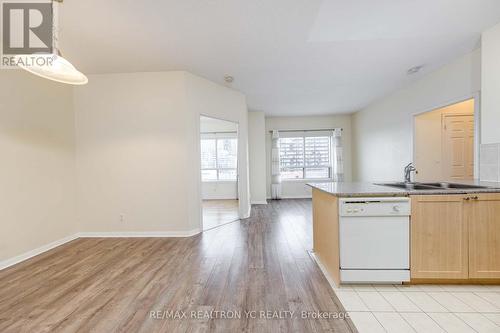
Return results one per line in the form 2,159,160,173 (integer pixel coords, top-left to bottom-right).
411,92,481,180
198,114,241,231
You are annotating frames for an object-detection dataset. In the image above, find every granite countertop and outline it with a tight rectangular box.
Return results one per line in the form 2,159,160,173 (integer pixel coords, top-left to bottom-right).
308,181,500,197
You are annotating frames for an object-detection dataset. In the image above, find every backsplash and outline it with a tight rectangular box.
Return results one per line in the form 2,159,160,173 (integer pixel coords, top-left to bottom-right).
480,143,500,182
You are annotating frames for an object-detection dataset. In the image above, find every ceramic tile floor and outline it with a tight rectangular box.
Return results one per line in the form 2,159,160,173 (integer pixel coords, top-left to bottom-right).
333,284,500,332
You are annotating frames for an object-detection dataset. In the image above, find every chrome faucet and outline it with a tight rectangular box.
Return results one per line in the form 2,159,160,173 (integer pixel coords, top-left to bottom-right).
404,163,416,183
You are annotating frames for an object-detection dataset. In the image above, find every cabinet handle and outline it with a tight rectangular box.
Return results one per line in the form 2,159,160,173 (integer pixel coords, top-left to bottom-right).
464,197,470,201
472,196,479,200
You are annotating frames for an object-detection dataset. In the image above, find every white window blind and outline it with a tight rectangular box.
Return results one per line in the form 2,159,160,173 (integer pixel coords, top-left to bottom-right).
201,135,238,181
279,133,331,180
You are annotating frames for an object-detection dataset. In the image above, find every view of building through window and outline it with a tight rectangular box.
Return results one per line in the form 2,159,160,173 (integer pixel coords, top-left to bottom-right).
279,135,331,180
201,137,238,181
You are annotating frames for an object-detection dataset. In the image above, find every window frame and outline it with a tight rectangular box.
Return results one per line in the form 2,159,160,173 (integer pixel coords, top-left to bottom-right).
201,136,238,182
279,134,333,181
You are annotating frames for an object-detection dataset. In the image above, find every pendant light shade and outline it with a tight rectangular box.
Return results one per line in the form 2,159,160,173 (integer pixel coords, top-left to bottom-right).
16,54,88,85
15,0,88,85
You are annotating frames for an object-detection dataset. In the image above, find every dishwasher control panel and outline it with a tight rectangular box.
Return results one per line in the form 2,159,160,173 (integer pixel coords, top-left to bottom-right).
340,198,410,217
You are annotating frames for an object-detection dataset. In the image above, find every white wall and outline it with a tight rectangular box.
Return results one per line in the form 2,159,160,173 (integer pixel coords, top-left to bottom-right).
0,71,76,262
352,49,481,182
265,115,352,199
74,72,194,234
184,73,250,224
202,182,238,200
248,111,267,204
479,22,500,182
74,71,249,235
482,23,500,145
200,116,238,133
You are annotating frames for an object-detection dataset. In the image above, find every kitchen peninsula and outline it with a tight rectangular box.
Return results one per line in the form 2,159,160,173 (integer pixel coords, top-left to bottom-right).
309,181,500,286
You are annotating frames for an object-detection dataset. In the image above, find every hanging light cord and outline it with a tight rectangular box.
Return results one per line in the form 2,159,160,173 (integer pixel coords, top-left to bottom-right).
52,0,63,55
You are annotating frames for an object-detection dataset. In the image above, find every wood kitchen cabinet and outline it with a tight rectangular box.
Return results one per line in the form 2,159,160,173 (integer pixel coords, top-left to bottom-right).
467,194,500,279
312,188,341,285
411,193,500,282
410,195,469,279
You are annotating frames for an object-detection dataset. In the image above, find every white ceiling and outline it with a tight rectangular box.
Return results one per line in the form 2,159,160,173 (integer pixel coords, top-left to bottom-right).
60,0,500,116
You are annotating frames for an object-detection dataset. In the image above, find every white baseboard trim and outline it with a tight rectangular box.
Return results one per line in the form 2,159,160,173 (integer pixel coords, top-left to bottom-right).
266,196,312,200
0,233,80,271
0,229,202,271
77,229,201,238
251,200,268,205
283,195,312,199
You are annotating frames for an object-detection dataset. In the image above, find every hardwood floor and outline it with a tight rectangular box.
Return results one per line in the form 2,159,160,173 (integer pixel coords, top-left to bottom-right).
0,199,354,333
202,199,239,231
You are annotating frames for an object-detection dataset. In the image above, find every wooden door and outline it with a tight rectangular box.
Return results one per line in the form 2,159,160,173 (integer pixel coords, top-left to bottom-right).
442,114,474,180
467,194,500,279
411,195,469,279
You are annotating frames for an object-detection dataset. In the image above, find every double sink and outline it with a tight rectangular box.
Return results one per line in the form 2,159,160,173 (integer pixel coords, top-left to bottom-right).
376,182,490,191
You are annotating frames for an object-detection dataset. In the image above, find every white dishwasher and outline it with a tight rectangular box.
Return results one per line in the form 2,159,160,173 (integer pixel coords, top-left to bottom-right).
339,197,410,283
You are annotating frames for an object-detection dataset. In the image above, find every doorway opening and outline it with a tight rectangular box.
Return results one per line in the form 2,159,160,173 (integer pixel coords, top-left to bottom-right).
199,116,239,231
414,98,476,182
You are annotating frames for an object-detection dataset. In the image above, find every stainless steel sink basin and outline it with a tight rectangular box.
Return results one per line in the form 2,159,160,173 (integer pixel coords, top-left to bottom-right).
376,182,441,190
420,182,489,189
376,182,490,191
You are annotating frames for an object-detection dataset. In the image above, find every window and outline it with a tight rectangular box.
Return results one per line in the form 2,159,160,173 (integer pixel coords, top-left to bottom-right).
201,137,237,181
279,135,331,180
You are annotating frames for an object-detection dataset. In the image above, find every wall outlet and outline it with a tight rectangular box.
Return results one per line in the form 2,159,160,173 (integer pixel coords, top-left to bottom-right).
120,214,125,222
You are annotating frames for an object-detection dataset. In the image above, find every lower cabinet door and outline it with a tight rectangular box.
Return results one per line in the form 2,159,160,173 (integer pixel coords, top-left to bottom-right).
411,195,468,279
468,194,500,279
